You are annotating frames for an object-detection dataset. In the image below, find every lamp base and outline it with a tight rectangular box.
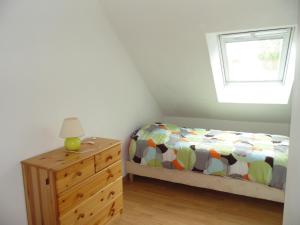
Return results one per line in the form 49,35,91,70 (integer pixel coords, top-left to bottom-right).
64,137,81,151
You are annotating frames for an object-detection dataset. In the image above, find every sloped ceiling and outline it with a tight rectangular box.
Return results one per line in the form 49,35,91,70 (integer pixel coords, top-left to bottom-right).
101,0,298,123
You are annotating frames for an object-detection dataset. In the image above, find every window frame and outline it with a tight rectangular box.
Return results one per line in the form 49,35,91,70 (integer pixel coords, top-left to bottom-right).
218,27,294,84
206,26,296,104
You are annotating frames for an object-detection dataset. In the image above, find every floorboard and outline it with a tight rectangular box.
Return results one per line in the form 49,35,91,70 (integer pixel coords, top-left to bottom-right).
111,176,283,225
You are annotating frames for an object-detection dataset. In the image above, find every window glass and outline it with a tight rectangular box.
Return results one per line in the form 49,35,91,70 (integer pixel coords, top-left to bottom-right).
219,28,292,83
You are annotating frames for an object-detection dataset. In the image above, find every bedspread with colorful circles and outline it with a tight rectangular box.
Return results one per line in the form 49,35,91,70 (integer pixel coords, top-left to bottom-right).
128,123,289,190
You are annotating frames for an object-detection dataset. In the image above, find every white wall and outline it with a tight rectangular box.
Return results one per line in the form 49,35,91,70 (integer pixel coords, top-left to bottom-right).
164,116,290,136
102,0,297,123
0,1,161,224
283,2,300,224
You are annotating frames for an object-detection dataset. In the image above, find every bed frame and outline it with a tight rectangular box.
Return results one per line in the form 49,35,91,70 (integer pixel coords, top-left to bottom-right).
126,161,284,203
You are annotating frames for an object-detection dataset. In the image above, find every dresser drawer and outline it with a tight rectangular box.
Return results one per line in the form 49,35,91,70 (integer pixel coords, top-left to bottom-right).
86,195,123,225
55,157,95,194
58,161,122,216
59,178,122,225
95,144,121,172
21,137,122,225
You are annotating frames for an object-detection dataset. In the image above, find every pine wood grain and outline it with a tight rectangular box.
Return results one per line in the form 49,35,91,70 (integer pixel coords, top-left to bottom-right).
21,137,122,225
39,169,57,225
60,179,123,225
21,164,34,225
30,166,43,225
22,138,120,171
55,157,95,194
58,161,122,216
111,176,283,225
95,145,121,172
87,195,123,225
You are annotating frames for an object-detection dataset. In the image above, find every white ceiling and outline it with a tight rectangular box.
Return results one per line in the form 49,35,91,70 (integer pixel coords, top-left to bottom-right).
101,0,298,123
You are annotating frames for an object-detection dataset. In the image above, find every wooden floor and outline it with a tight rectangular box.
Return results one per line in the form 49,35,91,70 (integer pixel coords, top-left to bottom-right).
111,176,283,225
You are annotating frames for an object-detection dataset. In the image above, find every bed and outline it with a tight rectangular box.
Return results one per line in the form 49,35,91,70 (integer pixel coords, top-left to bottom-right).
126,123,288,202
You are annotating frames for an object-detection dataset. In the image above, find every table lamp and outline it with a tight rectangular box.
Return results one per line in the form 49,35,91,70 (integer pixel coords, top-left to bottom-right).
59,117,84,151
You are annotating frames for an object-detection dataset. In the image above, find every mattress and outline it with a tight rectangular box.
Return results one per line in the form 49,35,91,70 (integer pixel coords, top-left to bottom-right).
128,123,289,190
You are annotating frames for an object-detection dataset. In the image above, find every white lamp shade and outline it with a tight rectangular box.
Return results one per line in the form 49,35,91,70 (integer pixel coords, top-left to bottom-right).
59,117,84,138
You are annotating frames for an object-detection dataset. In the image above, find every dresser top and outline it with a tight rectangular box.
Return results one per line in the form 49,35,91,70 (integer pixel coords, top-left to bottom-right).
21,137,121,171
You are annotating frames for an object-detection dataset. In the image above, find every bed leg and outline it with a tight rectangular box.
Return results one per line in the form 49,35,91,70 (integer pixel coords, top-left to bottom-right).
129,173,134,182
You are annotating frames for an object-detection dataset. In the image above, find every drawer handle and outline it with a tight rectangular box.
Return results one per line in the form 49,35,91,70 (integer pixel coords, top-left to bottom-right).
77,213,85,220
77,193,84,198
76,171,82,176
106,155,113,162
108,191,115,198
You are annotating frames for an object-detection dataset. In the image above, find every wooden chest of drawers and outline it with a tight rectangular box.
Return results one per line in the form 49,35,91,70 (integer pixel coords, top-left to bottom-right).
21,137,123,225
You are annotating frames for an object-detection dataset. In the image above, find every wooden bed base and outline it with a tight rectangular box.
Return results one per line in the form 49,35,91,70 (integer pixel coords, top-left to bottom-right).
126,161,285,203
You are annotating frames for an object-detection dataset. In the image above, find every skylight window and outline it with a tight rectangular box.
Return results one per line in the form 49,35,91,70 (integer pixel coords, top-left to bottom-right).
219,28,292,83
206,27,296,104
